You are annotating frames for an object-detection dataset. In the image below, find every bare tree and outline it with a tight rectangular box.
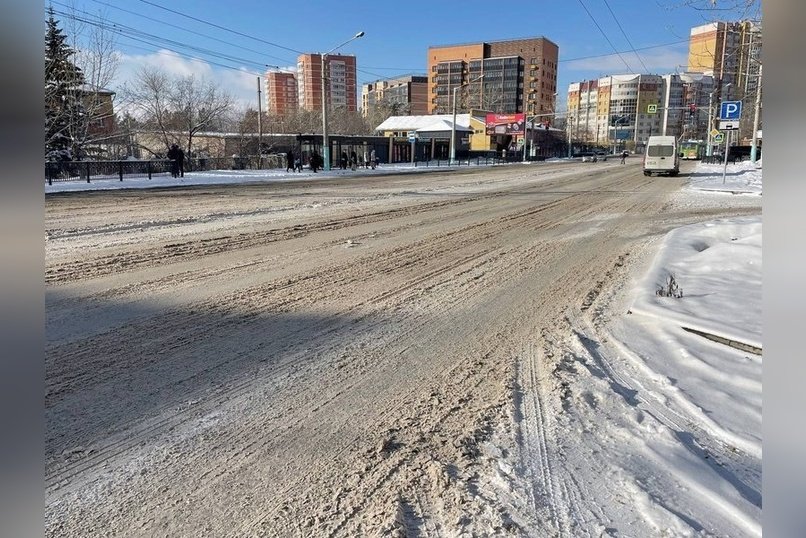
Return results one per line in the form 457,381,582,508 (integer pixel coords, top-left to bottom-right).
125,67,234,157
67,3,119,143
124,67,174,155
46,5,120,159
170,74,234,157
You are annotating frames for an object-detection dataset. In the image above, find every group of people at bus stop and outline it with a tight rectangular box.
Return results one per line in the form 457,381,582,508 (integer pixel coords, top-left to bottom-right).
286,149,376,173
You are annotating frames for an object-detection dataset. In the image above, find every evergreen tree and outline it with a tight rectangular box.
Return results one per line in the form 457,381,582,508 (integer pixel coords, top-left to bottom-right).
45,7,85,160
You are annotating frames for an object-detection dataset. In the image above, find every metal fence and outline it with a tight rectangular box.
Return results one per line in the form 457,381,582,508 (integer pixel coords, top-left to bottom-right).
45,153,529,185
414,156,508,167
45,155,289,184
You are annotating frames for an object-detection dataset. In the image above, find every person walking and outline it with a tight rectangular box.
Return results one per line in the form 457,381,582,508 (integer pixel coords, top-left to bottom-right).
350,150,357,171
286,150,294,172
370,148,376,169
294,153,302,172
363,149,369,169
340,151,348,170
310,151,320,173
167,144,181,178
620,150,628,164
177,146,185,177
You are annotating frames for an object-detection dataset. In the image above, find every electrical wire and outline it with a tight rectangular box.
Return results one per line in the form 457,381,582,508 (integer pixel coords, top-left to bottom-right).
576,0,634,72
137,0,304,56
601,0,650,72
83,0,296,66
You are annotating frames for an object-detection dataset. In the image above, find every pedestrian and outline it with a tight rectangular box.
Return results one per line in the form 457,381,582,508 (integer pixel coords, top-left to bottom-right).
340,151,348,170
167,144,181,178
177,146,185,177
294,153,302,172
363,149,369,169
620,150,628,164
286,150,294,172
310,151,320,173
350,150,357,171
370,148,376,169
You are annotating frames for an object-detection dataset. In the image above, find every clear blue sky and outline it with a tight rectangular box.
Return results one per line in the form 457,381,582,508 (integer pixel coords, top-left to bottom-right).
50,0,761,110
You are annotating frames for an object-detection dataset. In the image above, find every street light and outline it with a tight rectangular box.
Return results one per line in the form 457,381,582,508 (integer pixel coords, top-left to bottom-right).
450,74,484,165
750,64,762,163
706,90,715,157
321,31,364,171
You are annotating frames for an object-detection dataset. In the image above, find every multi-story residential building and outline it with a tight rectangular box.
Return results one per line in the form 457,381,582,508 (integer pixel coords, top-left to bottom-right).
264,70,298,116
567,74,663,151
567,71,719,149
361,75,428,116
660,72,715,141
296,53,358,113
688,20,761,100
566,80,598,144
426,37,559,116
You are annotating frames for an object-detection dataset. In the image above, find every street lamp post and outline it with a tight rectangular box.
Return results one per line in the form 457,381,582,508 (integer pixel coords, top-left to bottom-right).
321,31,364,172
449,74,483,165
706,91,714,157
256,76,263,169
750,64,762,163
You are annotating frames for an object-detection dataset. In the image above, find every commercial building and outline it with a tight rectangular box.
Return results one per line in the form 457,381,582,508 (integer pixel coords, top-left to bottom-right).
361,75,428,116
264,70,298,116
296,53,358,113
426,37,559,117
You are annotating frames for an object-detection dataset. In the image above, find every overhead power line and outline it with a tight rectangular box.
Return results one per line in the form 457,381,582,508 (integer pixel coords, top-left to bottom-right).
85,0,295,66
601,0,650,72
576,0,634,72
137,0,304,56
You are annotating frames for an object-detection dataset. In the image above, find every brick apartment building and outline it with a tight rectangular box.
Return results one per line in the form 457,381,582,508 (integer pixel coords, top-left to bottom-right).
296,53,358,113
361,75,428,116
264,70,298,116
426,37,559,116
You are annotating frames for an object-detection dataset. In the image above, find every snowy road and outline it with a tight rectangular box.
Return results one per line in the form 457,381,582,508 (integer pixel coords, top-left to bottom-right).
45,160,761,536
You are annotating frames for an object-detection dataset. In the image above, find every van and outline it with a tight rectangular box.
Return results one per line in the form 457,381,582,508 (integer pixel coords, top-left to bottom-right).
643,136,679,176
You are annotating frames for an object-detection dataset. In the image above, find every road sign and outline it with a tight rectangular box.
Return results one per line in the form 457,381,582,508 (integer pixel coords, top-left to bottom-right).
720,100,742,120
719,120,739,130
709,128,720,138
647,104,657,114
407,133,418,143
713,132,724,143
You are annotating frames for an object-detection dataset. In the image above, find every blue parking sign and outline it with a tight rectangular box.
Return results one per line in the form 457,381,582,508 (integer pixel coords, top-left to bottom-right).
720,101,742,120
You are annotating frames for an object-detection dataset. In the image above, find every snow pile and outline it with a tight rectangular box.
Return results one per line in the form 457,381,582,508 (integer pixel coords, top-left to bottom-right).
687,160,762,195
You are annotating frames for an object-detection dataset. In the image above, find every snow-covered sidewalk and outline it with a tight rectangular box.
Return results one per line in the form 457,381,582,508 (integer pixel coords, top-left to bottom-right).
687,159,762,195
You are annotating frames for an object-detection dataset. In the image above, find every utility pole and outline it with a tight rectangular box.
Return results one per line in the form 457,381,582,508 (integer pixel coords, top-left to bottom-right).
257,76,263,169
750,64,762,163
706,90,714,157
321,31,365,172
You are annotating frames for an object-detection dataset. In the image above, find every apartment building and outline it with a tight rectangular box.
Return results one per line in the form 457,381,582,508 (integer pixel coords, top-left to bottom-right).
660,72,715,141
566,71,720,148
688,20,761,100
264,70,298,116
361,75,428,116
296,53,358,112
426,37,559,116
567,74,663,150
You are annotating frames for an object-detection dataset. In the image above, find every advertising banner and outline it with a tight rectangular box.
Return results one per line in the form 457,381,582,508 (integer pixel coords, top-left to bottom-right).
485,113,525,135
